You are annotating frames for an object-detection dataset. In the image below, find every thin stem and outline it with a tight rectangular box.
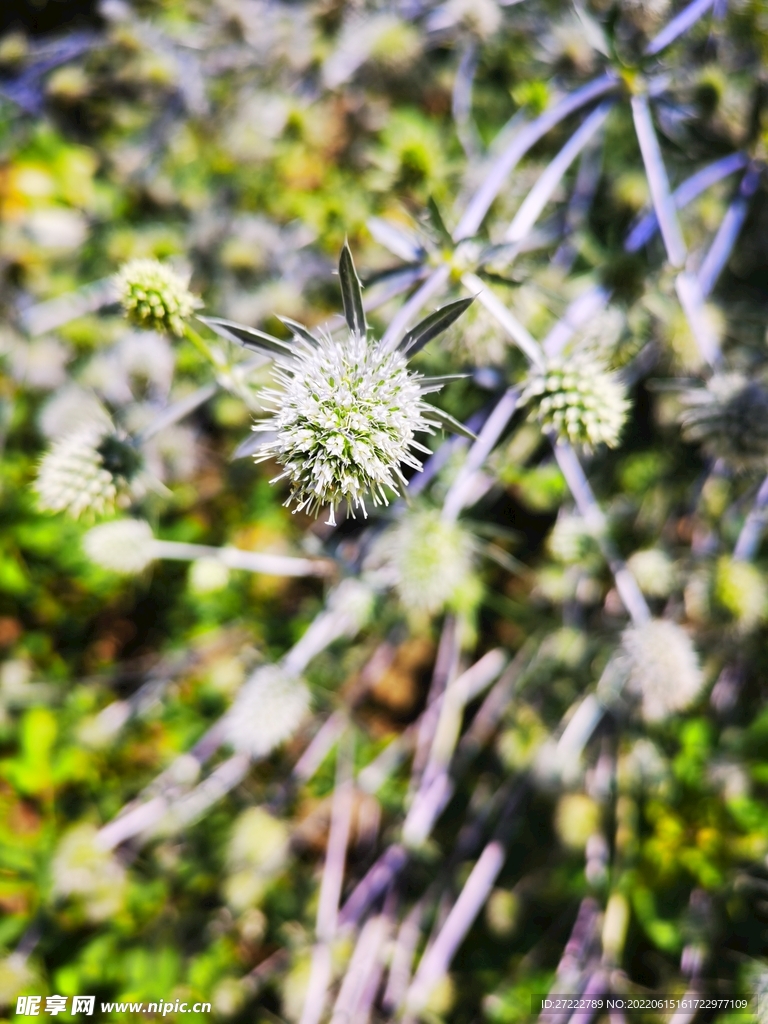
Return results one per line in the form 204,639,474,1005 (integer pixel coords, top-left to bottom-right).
733,475,768,562
630,93,687,268
183,322,221,365
380,265,450,352
461,271,543,366
697,165,761,298
645,0,716,55
453,41,482,161
453,74,619,240
542,286,611,358
150,539,334,577
135,383,218,444
504,103,612,244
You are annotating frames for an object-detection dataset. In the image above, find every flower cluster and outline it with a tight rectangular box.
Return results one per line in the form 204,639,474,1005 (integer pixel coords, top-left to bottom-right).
115,258,198,337
83,518,156,573
36,423,143,519
521,355,630,449
224,666,311,758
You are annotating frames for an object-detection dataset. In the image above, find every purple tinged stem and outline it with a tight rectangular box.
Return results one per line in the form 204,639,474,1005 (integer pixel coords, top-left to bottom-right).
625,152,747,253
380,265,450,352
698,165,761,298
542,286,612,357
631,93,687,268
733,475,768,562
453,74,619,241
645,0,716,56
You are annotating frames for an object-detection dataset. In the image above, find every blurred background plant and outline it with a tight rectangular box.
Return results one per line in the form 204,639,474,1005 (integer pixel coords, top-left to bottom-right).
1,0,768,1022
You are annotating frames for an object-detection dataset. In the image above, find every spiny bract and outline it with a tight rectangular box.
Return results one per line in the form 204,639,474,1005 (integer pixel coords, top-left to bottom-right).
115,258,198,337
620,619,704,723
36,424,143,519
679,373,768,472
521,355,630,449
255,330,435,524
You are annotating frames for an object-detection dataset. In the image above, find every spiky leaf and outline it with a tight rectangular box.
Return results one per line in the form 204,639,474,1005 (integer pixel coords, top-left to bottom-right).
338,242,366,338
399,297,474,355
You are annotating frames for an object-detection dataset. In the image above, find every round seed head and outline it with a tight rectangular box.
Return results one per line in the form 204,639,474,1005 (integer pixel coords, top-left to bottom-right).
679,373,768,472
36,423,143,519
371,507,476,615
83,518,155,574
224,665,311,758
620,619,704,722
254,330,438,524
115,258,198,336
520,355,630,449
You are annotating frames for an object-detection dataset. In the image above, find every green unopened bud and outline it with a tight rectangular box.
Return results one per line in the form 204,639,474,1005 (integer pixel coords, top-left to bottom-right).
115,258,198,336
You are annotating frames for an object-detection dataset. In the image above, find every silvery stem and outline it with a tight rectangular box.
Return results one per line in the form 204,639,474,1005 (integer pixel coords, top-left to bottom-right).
382,897,428,1011
733,474,768,562
645,0,716,55
453,41,482,161
317,733,355,941
329,914,391,1024
554,132,605,269
442,387,520,522
338,844,409,928
405,840,506,1013
150,540,333,577
454,74,619,240
631,93,687,268
504,103,612,244
282,579,373,676
552,442,651,625
293,710,347,782
407,616,460,798
461,271,543,365
625,152,746,253
674,270,722,367
153,753,250,832
564,968,609,1024
298,945,333,1024
697,165,761,297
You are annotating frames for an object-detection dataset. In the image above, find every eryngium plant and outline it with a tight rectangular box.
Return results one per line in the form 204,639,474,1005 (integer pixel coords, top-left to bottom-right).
521,354,629,449
679,373,768,472
115,258,198,337
201,245,473,523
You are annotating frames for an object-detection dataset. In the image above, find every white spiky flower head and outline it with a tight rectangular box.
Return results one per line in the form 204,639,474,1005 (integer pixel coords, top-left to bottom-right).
620,619,704,722
370,506,476,615
50,823,127,922
680,373,768,472
83,518,156,574
115,258,198,337
36,422,144,519
224,665,311,758
201,244,472,525
520,354,630,449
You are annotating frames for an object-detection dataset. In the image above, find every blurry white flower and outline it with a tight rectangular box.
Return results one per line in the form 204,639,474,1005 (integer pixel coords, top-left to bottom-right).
38,385,110,440
51,824,127,922
83,518,156,574
618,738,669,791
189,558,230,594
36,422,145,519
224,665,311,758
427,0,502,39
521,355,630,449
4,335,71,390
626,549,677,598
82,331,174,405
26,207,88,253
369,506,476,615
115,258,198,336
224,807,290,912
547,512,600,565
620,620,704,722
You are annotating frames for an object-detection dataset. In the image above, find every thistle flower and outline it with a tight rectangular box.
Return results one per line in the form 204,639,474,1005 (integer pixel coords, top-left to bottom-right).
520,355,630,449
679,373,768,472
224,665,311,758
115,258,198,337
51,823,127,922
36,423,144,519
201,244,473,524
620,619,704,722
370,506,476,615
547,512,600,565
83,518,155,574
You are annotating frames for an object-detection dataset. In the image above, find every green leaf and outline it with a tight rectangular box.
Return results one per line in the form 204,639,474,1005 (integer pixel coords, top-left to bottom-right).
427,406,477,440
425,195,453,246
399,297,474,355
197,316,294,359
276,316,319,346
338,242,366,337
